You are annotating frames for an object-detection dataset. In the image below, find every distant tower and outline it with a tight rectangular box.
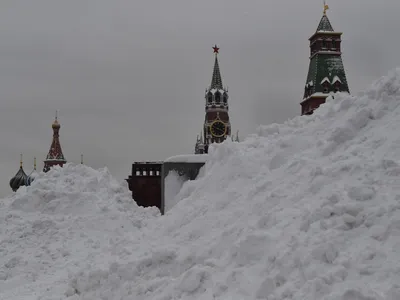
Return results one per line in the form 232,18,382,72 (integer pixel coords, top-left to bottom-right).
43,111,67,172
195,45,233,154
9,154,28,192
301,2,350,115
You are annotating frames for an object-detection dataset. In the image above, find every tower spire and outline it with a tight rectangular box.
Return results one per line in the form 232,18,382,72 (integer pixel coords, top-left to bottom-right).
43,111,67,172
20,153,23,168
210,45,223,90
323,1,329,15
317,1,334,32
81,154,84,164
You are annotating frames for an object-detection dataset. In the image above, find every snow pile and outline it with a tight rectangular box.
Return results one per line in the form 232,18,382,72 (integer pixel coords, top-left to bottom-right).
0,164,160,299
164,170,186,212
2,68,400,299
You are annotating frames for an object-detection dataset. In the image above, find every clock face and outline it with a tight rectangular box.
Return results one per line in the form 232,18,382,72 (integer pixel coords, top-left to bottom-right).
210,120,227,137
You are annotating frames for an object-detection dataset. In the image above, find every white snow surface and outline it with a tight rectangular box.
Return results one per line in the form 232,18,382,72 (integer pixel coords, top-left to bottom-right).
2,68,400,299
164,154,209,163
164,170,186,212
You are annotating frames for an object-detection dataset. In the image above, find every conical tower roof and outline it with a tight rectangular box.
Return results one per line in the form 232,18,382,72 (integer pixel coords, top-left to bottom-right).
316,14,334,32
210,45,223,90
316,3,334,32
10,154,28,192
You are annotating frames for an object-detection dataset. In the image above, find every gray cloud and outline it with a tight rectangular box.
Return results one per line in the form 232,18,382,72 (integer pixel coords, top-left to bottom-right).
1,0,399,196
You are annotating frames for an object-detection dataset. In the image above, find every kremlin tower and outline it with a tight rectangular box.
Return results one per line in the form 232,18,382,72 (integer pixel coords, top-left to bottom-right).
43,111,67,172
195,45,238,154
300,3,350,115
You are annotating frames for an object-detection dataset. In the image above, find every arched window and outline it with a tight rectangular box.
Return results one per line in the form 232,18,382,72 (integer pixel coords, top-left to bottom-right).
223,94,228,104
332,40,336,49
334,81,341,92
207,92,213,104
215,91,221,103
322,40,327,49
323,82,329,93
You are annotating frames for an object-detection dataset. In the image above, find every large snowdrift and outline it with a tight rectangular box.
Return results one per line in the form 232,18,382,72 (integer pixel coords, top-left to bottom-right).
2,68,400,299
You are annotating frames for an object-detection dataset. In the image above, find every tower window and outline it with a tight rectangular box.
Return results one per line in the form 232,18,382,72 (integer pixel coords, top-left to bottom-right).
223,94,228,104
322,40,326,48
207,92,213,104
215,92,221,103
332,40,336,49
334,81,341,92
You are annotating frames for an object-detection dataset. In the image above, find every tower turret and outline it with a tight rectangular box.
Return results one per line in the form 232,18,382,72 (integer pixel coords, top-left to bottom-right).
43,111,67,172
195,45,232,154
300,3,350,115
10,154,28,192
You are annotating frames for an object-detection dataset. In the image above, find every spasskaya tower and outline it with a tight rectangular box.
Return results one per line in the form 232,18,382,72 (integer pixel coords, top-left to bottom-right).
195,45,238,154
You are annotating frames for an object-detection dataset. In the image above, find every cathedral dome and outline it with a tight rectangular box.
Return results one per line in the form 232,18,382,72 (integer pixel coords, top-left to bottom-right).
9,155,28,192
26,157,39,186
26,170,38,186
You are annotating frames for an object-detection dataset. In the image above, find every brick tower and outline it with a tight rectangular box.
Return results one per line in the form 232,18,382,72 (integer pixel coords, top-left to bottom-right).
301,3,350,115
43,111,67,172
195,45,238,154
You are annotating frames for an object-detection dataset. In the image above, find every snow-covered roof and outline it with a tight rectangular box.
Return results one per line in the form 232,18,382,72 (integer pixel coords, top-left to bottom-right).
164,154,209,163
320,77,331,84
332,75,342,83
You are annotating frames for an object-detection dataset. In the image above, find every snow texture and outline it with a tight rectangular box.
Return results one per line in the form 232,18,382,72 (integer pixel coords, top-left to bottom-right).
2,68,400,299
164,170,186,212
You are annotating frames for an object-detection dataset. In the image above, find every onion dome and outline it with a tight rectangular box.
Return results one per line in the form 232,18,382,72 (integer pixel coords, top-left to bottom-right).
26,157,39,186
52,109,60,129
52,118,60,129
9,154,28,192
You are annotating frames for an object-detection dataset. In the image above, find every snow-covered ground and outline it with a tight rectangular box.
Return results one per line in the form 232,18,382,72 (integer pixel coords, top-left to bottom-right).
2,68,400,299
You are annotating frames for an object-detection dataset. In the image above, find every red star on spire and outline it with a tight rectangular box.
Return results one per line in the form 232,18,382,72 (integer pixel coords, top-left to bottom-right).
213,45,219,54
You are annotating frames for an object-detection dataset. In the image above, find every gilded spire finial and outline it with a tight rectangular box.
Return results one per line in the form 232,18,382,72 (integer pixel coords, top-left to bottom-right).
20,153,23,168
323,0,329,15
52,110,61,128
33,157,36,170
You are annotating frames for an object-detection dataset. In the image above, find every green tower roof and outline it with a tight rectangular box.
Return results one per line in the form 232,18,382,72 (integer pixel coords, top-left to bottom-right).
316,14,334,32
304,54,350,96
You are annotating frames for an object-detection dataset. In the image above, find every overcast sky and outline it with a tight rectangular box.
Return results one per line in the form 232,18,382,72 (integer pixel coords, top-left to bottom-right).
1,0,399,197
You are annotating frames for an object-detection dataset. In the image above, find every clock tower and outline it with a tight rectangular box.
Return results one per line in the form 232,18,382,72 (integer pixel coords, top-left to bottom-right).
195,45,237,154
